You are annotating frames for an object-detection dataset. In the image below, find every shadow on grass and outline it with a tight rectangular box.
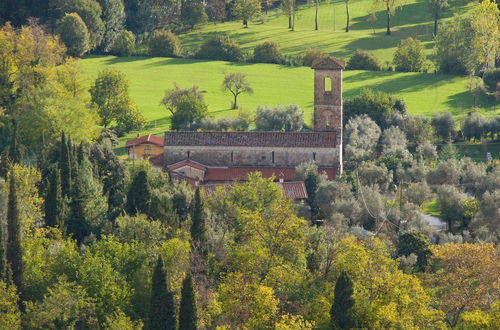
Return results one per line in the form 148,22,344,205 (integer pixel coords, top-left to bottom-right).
445,91,498,114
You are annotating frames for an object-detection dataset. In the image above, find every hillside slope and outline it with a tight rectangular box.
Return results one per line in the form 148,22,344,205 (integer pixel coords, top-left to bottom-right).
80,55,498,141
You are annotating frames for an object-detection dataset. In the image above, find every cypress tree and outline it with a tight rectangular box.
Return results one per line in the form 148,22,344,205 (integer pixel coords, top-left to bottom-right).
7,120,21,164
0,207,5,281
6,170,24,307
179,273,197,330
44,167,65,230
149,256,176,330
67,165,91,245
190,187,206,252
331,270,355,329
126,170,150,215
59,132,72,198
305,170,320,219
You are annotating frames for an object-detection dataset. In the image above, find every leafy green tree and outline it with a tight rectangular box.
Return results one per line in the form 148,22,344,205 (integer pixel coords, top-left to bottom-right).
126,170,150,215
97,0,126,50
431,111,456,141
331,270,355,329
58,13,90,57
6,170,24,305
0,281,20,329
195,35,244,62
397,231,431,272
347,50,381,71
222,72,253,109
149,256,176,330
148,30,181,57
109,30,135,56
232,0,261,28
393,37,427,72
89,69,145,130
60,0,105,49
254,104,304,131
179,273,197,330
373,0,405,35
344,89,403,128
281,0,297,30
462,111,488,141
428,0,448,36
190,187,207,253
344,115,381,163
180,0,207,29
305,170,321,220
170,94,208,130
253,41,282,64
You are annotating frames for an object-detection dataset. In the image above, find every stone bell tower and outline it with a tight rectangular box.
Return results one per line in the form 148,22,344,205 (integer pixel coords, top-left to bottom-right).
311,56,345,173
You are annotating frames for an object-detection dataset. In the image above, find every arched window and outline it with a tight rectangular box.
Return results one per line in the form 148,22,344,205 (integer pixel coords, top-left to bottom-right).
324,77,332,92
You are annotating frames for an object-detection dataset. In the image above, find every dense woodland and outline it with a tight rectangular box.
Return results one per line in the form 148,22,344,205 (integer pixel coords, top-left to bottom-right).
0,0,499,329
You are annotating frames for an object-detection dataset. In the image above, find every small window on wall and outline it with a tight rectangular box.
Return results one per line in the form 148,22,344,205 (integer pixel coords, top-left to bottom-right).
324,77,332,92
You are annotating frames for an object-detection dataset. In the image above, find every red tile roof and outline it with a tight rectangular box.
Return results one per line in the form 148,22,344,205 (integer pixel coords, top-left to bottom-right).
126,134,164,148
203,167,336,182
164,131,337,148
168,159,207,171
311,56,346,70
201,181,308,201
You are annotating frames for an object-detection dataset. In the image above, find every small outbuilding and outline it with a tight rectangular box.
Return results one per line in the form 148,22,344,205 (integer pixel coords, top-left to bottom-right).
125,134,164,160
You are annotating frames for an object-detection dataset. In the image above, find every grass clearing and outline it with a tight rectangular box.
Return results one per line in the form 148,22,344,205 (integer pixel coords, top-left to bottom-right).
179,0,476,63
79,55,498,143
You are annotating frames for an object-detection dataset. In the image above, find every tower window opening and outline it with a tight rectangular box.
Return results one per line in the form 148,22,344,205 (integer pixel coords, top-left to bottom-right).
272,151,275,163
324,77,332,92
231,151,234,163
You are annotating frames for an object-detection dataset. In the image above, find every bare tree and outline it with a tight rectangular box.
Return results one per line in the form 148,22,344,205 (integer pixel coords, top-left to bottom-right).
373,0,405,35
222,72,253,109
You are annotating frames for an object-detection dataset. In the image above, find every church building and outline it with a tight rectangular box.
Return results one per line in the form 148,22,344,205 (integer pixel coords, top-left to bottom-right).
157,57,345,196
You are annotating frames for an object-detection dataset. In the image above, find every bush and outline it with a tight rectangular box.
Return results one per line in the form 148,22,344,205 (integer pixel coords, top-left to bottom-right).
483,68,500,92
393,37,427,72
302,48,328,67
148,30,181,57
195,35,244,62
255,104,304,131
109,30,135,57
57,13,90,57
347,50,381,71
198,117,249,131
252,41,282,64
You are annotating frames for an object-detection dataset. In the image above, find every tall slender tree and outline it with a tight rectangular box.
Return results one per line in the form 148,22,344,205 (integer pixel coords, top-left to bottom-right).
345,0,350,32
6,170,24,308
59,132,72,198
331,270,355,329
315,0,319,30
126,170,150,215
179,273,197,330
0,205,5,281
44,167,65,230
149,255,176,330
190,187,206,253
428,0,448,36
7,120,21,165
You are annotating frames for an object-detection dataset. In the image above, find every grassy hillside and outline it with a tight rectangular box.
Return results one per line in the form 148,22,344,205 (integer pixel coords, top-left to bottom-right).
179,0,476,63
80,55,498,143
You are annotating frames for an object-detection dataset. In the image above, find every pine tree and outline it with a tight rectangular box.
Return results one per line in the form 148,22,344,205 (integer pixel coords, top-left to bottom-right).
149,256,176,330
331,270,355,329
6,170,24,307
126,170,150,215
190,187,206,252
179,273,197,330
59,132,72,198
44,167,66,230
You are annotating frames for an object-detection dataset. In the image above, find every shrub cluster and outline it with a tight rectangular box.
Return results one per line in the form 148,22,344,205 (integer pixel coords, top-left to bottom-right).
347,50,381,71
302,48,328,67
393,37,427,72
148,30,181,57
195,35,244,62
109,30,136,57
198,117,249,131
482,68,500,92
255,104,304,131
252,41,282,64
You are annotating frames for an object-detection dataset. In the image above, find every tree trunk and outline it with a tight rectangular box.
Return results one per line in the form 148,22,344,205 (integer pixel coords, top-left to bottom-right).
315,0,319,30
232,93,238,109
243,19,248,28
386,6,391,35
434,15,438,36
345,0,349,32
288,14,292,29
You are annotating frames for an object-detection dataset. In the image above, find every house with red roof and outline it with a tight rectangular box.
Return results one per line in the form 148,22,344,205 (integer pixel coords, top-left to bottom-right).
125,134,164,160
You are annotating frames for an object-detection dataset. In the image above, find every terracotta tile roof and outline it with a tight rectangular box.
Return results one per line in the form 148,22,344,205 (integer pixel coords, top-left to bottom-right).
311,56,346,70
149,153,164,168
167,159,207,171
164,131,337,148
201,181,308,201
126,134,164,148
277,181,309,200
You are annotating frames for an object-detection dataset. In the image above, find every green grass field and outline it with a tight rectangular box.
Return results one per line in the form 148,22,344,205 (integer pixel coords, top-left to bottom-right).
179,0,476,63
80,55,498,143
